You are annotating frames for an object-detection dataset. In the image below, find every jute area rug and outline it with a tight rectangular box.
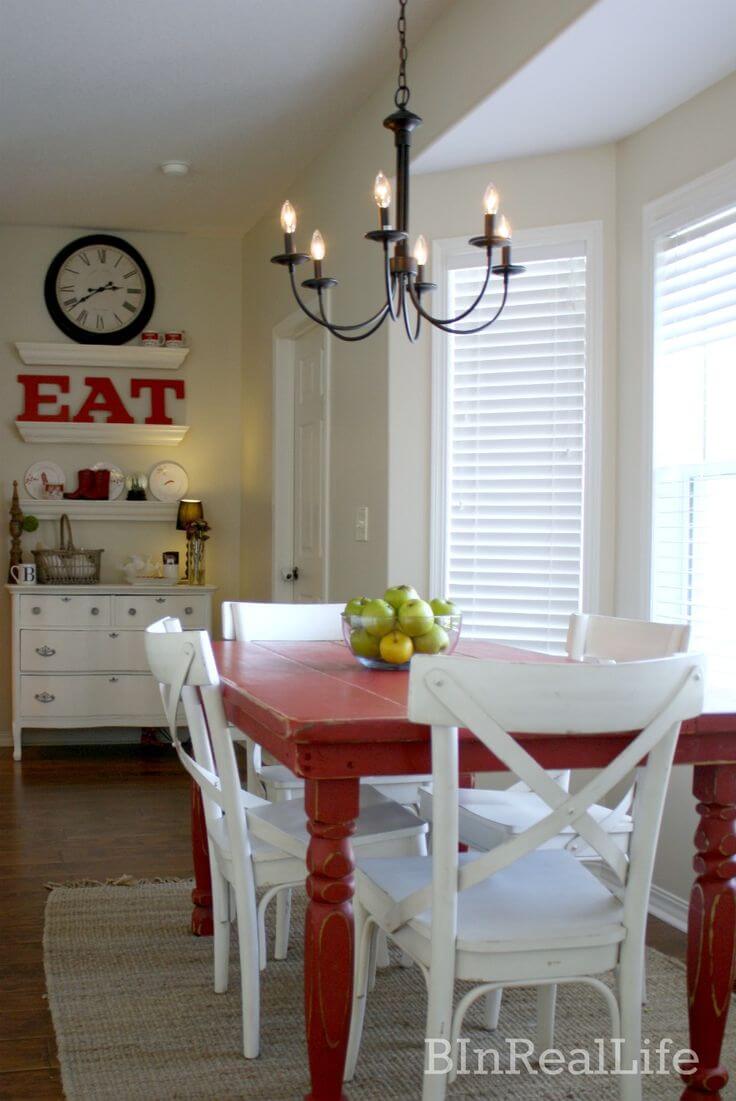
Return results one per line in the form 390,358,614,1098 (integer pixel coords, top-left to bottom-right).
44,880,732,1100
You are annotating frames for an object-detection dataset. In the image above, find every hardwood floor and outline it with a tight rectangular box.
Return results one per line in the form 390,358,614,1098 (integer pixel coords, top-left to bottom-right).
0,743,191,1099
0,743,687,1099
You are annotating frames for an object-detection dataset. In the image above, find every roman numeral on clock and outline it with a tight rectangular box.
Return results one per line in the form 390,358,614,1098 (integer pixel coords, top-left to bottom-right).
97,248,107,263
77,308,88,325
128,288,142,294
96,314,105,330
123,270,137,279
78,253,91,266
63,297,77,309
59,284,74,292
122,302,136,313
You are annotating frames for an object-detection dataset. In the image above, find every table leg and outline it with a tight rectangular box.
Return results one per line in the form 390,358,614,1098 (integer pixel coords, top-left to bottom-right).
190,780,214,936
304,777,359,1101
682,764,736,1099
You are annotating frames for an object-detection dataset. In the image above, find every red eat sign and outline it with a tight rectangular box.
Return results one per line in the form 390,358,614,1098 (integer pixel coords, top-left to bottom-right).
17,375,185,425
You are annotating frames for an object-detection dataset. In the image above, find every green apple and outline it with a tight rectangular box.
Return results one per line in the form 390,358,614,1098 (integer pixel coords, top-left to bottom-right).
383,584,419,612
350,628,381,660
430,597,459,617
362,598,396,638
344,596,370,618
413,623,450,655
398,598,435,638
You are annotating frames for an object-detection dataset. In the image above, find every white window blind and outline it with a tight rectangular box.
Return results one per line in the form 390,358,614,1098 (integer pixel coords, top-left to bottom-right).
443,240,588,653
651,204,736,694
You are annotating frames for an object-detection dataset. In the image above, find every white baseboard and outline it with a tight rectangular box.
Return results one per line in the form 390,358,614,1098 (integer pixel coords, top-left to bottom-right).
648,883,688,932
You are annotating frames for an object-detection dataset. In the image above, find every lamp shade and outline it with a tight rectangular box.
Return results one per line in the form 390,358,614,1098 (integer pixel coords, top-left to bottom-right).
176,499,204,531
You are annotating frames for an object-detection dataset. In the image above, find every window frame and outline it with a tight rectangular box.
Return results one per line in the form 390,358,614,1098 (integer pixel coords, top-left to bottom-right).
642,155,736,616
429,221,604,626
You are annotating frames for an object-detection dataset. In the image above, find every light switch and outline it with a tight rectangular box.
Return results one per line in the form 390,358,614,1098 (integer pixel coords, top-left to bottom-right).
354,506,369,542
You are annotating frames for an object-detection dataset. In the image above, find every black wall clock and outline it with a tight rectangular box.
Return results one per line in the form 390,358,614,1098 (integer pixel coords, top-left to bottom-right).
44,234,155,345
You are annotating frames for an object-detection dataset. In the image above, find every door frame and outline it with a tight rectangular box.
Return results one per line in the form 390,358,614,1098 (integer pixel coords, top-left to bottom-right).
271,310,331,602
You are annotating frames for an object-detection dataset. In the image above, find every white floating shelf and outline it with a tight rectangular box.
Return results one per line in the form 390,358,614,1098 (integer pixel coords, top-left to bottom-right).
19,499,179,522
15,421,189,445
15,342,189,370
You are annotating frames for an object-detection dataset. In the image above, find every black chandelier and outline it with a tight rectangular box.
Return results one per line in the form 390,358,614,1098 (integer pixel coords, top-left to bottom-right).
270,0,524,344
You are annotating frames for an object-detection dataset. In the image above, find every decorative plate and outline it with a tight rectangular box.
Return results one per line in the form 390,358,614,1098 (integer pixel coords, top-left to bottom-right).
91,461,126,500
24,460,65,499
148,461,189,502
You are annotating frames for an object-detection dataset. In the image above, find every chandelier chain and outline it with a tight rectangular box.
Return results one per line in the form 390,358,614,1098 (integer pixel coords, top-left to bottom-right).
394,0,410,108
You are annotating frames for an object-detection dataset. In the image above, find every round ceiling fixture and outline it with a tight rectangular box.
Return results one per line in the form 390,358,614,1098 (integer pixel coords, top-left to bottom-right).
160,161,191,177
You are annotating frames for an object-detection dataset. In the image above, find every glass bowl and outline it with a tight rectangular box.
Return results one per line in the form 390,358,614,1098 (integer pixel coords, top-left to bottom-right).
341,611,462,671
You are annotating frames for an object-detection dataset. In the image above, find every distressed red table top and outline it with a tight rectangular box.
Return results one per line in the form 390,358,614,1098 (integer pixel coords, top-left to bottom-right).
213,638,736,780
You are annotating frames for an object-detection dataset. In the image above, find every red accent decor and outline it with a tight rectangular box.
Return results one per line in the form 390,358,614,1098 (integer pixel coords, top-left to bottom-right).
202,638,736,1101
190,782,214,936
130,378,185,425
72,376,135,424
16,373,70,421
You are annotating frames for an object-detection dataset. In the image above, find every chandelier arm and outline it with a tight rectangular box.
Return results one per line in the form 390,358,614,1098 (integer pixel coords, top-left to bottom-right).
414,248,494,327
288,265,392,335
385,248,400,322
316,288,392,342
401,280,422,342
408,274,509,336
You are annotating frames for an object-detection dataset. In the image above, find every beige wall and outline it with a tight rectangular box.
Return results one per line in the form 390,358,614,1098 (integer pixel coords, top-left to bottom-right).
0,225,242,740
239,0,595,604
615,70,736,902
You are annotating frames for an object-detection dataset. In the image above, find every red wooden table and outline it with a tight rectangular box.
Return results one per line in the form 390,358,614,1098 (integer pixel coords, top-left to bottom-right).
191,638,736,1101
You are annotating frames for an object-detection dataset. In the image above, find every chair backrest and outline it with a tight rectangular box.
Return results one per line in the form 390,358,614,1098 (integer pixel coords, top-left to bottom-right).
386,653,704,940
567,613,690,662
222,601,344,642
144,620,267,887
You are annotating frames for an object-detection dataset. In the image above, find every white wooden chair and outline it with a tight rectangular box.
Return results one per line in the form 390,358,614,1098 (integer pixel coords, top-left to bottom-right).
417,613,690,1026
221,601,433,809
144,618,428,1058
345,651,704,1101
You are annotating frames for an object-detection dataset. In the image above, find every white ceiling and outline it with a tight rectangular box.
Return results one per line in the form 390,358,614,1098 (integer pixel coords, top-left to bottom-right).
0,0,449,235
415,0,736,174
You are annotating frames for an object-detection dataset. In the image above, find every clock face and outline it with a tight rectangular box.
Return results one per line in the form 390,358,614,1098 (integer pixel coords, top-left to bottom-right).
44,235,155,345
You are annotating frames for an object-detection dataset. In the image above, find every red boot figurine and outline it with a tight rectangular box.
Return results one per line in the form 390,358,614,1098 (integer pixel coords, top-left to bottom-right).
91,469,111,500
64,469,96,499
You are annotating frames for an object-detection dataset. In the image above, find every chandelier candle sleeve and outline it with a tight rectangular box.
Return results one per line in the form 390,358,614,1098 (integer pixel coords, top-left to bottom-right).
269,0,524,342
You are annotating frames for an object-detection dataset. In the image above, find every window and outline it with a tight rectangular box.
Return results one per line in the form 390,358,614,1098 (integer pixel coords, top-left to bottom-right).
431,225,601,653
650,199,736,693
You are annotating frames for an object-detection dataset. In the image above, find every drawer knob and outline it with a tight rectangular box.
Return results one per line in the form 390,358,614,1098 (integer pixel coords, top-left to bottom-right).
35,646,56,657
155,597,166,604
184,607,193,616
32,606,41,615
109,676,119,683
61,596,71,603
91,607,100,616
34,692,55,703
128,608,137,616
109,632,119,639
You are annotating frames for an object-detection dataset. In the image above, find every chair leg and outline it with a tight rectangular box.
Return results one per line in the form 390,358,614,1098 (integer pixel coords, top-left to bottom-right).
211,866,231,994
376,930,391,969
481,988,503,1030
344,903,375,1083
616,944,644,1101
422,968,455,1100
232,876,261,1059
274,888,292,960
535,984,557,1054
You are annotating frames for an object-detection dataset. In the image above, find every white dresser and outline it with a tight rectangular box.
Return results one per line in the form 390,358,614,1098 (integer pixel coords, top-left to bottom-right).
6,583,216,760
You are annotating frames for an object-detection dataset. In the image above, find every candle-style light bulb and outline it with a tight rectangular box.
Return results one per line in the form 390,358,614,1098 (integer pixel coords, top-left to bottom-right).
413,234,428,267
483,183,500,216
497,214,511,239
280,200,297,234
310,230,326,262
374,172,392,209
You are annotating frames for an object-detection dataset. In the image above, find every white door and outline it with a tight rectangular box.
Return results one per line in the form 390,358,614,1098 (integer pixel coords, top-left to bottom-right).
291,325,327,602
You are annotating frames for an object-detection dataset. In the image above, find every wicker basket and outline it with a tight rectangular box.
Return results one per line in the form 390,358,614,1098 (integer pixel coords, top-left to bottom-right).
33,514,103,585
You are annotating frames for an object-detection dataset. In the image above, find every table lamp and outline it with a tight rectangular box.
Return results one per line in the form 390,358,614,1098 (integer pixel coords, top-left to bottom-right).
177,500,204,583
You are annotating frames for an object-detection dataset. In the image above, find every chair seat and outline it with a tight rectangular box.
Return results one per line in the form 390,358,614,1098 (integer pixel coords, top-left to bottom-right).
247,784,428,861
258,763,432,802
258,763,304,789
420,786,632,856
356,850,625,955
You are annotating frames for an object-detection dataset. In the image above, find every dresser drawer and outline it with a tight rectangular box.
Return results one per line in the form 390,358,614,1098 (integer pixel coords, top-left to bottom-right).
19,594,111,627
112,593,209,628
20,629,148,673
20,673,163,719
